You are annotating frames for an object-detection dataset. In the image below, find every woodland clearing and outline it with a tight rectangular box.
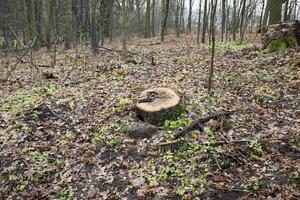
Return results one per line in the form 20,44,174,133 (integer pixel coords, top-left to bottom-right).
0,34,300,199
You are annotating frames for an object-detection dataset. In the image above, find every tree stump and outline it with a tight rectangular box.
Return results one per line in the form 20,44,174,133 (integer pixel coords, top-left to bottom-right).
136,87,181,125
262,21,300,51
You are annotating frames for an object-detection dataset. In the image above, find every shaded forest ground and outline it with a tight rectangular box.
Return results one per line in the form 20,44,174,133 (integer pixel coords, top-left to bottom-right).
0,34,299,199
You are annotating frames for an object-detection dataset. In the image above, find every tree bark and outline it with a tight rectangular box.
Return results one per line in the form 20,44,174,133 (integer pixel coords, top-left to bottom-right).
145,0,151,37
175,0,180,37
232,0,237,41
201,0,208,43
187,0,193,34
121,0,127,55
64,0,72,49
161,0,170,42
221,0,226,42
90,0,97,54
197,0,202,44
152,0,156,36
208,0,217,95
269,0,284,25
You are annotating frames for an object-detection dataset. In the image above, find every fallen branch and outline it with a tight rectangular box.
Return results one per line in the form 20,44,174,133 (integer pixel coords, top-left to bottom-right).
136,42,161,46
174,111,235,139
157,136,293,152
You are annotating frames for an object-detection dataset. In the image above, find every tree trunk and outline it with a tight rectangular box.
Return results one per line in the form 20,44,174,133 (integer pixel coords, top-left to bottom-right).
175,0,180,37
269,0,283,25
208,0,217,95
108,0,114,42
232,0,237,41
64,0,72,49
161,0,170,42
45,0,51,50
259,0,265,32
180,0,185,33
136,0,142,34
152,0,156,36
239,0,246,44
197,0,202,44
284,0,289,22
121,0,127,55
90,0,97,54
145,0,151,37
201,0,208,43
221,0,226,42
187,0,193,34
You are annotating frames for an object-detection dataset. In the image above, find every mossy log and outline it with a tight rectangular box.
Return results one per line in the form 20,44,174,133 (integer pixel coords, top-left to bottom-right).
136,87,181,125
262,21,300,51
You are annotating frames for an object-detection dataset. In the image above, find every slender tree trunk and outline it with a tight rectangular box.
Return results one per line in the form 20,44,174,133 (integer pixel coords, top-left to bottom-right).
225,0,229,42
152,0,156,36
294,0,297,20
73,0,80,45
21,0,27,45
262,0,270,28
239,0,246,43
201,0,208,43
161,0,170,42
45,0,51,50
145,0,151,37
187,0,193,34
108,0,114,42
197,0,202,44
259,0,265,32
232,0,237,41
136,0,142,34
208,0,217,95
208,0,212,44
175,0,181,37
36,0,43,45
64,0,72,49
221,0,226,42
121,0,127,55
90,0,97,54
284,0,289,22
180,0,185,33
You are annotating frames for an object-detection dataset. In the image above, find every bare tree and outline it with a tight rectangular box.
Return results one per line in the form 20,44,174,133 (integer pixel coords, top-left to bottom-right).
208,0,218,95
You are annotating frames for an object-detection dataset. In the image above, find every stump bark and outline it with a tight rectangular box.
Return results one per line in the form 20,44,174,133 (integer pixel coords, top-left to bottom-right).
262,21,300,51
136,87,181,125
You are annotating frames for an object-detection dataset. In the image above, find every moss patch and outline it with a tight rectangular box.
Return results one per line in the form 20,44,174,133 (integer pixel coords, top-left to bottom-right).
267,36,296,52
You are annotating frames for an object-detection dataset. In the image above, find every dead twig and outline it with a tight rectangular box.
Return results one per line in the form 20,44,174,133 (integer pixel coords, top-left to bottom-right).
135,42,161,46
175,111,235,139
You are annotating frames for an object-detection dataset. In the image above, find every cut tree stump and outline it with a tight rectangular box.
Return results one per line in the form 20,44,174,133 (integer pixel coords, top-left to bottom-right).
262,21,300,51
136,87,181,125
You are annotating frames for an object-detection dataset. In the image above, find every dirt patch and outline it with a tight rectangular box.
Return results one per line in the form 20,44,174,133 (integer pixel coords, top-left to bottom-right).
100,149,118,163
200,189,244,200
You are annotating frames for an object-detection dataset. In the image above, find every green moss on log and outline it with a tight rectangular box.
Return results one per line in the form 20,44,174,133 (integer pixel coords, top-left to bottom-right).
267,36,297,52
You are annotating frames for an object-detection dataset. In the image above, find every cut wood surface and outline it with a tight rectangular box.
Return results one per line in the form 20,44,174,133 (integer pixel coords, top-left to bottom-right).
136,87,181,125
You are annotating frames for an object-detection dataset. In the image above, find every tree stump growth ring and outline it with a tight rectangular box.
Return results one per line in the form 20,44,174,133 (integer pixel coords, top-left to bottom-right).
136,87,181,125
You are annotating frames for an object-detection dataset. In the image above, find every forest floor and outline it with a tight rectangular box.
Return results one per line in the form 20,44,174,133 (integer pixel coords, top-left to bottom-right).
0,34,300,200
